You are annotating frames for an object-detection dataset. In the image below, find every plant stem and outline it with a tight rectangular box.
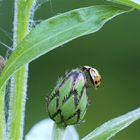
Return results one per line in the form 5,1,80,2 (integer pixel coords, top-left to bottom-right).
8,0,35,140
0,86,6,140
52,123,66,140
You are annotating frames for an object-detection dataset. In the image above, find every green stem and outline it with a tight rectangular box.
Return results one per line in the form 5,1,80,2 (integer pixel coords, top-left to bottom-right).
8,0,35,140
0,86,6,140
52,123,66,140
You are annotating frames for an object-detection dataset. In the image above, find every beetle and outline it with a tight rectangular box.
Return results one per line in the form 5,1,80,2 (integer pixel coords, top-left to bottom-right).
82,66,101,88
0,40,13,72
0,55,6,72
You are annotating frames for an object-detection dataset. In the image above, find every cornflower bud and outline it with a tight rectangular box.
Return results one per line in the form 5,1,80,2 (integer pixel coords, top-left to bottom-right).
46,66,101,126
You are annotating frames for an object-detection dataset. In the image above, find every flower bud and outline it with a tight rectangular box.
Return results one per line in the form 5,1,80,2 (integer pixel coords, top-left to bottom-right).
46,66,101,126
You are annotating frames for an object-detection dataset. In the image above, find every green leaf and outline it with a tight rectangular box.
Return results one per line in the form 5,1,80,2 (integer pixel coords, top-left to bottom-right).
108,0,140,9
82,107,140,140
0,5,130,93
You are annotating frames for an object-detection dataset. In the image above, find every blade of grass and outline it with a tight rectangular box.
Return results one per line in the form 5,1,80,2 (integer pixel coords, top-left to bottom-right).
107,0,140,9
0,5,130,95
82,107,140,140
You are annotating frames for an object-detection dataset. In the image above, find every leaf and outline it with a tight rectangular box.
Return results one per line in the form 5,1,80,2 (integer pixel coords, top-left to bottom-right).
107,0,140,9
82,107,140,140
25,119,79,140
0,5,130,93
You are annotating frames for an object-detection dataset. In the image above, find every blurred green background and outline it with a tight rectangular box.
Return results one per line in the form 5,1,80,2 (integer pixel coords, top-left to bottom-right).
0,0,140,139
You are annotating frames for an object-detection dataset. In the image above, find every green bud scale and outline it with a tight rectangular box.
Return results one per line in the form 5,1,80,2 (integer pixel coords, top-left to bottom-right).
46,66,101,126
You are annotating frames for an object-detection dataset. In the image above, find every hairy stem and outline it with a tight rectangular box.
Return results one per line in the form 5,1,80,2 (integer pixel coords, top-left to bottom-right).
0,86,6,140
52,123,66,140
8,0,35,140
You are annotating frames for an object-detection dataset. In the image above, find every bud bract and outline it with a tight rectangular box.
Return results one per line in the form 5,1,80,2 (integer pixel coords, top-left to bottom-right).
46,66,101,126
47,69,88,126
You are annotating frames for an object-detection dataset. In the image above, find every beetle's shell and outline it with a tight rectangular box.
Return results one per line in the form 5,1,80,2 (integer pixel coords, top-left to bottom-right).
47,69,88,126
83,66,101,88
0,55,5,72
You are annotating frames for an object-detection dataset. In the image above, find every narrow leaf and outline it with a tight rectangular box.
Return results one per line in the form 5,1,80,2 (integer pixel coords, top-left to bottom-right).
108,0,140,9
82,107,140,140
0,5,130,93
